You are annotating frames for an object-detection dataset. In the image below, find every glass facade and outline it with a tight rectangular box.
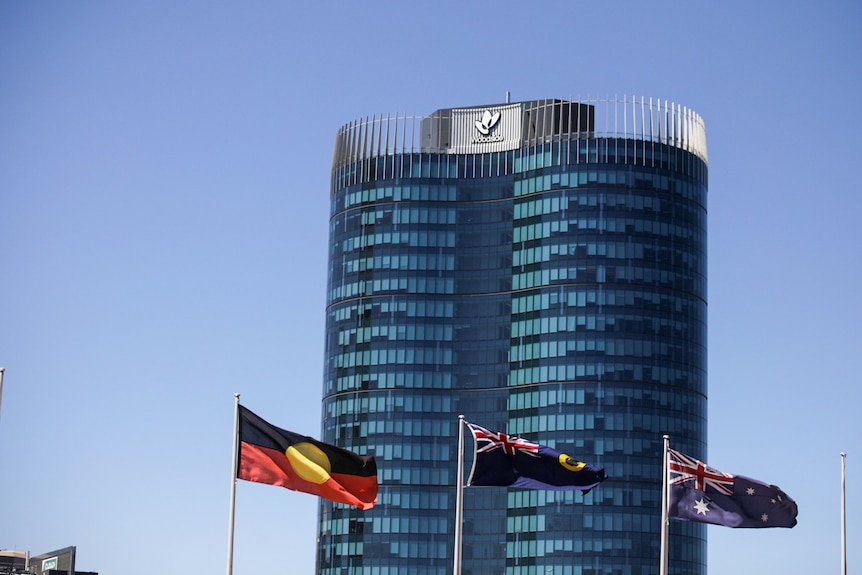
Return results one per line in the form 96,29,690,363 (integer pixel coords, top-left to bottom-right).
319,98,708,575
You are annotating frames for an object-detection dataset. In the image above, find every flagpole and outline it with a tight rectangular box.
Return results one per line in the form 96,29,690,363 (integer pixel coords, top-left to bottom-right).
659,434,670,575
0,368,5,421
226,393,240,575
840,452,846,575
453,414,465,575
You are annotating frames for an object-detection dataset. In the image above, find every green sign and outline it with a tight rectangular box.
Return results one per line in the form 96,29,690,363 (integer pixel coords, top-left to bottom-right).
42,557,58,572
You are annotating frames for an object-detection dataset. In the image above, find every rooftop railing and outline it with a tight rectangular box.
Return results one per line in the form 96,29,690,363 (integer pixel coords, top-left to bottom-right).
332,96,708,169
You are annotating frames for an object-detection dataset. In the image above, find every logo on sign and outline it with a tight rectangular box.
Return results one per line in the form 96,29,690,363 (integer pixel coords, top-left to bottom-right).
42,557,58,572
474,110,501,135
473,110,504,143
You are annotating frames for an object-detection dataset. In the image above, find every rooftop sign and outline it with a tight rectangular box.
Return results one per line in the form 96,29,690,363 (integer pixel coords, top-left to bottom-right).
448,103,523,154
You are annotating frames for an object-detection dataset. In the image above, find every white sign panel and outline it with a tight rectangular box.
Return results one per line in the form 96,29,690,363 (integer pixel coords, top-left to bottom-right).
42,557,58,572
448,103,522,154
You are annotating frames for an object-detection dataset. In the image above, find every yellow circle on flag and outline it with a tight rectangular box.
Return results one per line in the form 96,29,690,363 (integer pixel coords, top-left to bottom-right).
559,454,586,472
285,442,332,484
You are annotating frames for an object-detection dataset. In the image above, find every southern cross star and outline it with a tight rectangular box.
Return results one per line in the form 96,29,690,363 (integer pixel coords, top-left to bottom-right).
694,498,710,515
761,513,769,523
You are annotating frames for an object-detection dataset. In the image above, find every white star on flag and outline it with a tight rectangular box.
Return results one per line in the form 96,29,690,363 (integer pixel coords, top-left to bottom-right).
694,498,710,515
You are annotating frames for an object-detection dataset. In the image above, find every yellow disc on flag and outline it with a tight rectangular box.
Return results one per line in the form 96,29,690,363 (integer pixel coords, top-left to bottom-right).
286,442,332,484
559,454,586,472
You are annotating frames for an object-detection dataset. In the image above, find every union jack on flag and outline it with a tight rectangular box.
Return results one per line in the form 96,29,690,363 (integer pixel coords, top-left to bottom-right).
668,448,733,495
468,423,540,457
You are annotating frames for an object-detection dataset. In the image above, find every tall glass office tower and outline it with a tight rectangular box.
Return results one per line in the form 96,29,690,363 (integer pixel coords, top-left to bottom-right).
319,97,708,575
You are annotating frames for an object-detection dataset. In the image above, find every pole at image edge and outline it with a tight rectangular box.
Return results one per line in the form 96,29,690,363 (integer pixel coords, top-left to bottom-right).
659,435,670,575
841,452,846,575
0,368,5,420
453,415,465,575
227,393,240,575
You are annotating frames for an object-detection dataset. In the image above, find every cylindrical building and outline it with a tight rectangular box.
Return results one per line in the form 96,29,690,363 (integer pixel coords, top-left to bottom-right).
320,97,708,575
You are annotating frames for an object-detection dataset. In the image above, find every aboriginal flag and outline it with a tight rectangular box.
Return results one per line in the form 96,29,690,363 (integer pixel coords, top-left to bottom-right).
238,405,378,510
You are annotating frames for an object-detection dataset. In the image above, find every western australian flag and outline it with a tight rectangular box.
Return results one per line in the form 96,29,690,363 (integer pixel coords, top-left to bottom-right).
466,423,607,491
668,449,798,528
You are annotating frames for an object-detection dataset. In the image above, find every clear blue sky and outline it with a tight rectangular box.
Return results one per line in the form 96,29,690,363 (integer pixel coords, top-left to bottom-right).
1,1,859,573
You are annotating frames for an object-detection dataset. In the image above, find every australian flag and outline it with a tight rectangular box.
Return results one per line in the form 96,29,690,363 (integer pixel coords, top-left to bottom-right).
667,448,798,528
466,423,607,491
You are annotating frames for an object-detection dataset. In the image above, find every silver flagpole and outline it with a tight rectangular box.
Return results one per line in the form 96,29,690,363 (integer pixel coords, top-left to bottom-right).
841,452,847,575
0,368,5,421
226,393,241,575
659,435,670,575
453,415,465,575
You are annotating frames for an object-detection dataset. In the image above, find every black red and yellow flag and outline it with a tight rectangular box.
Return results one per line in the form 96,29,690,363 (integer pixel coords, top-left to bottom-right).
237,405,378,510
